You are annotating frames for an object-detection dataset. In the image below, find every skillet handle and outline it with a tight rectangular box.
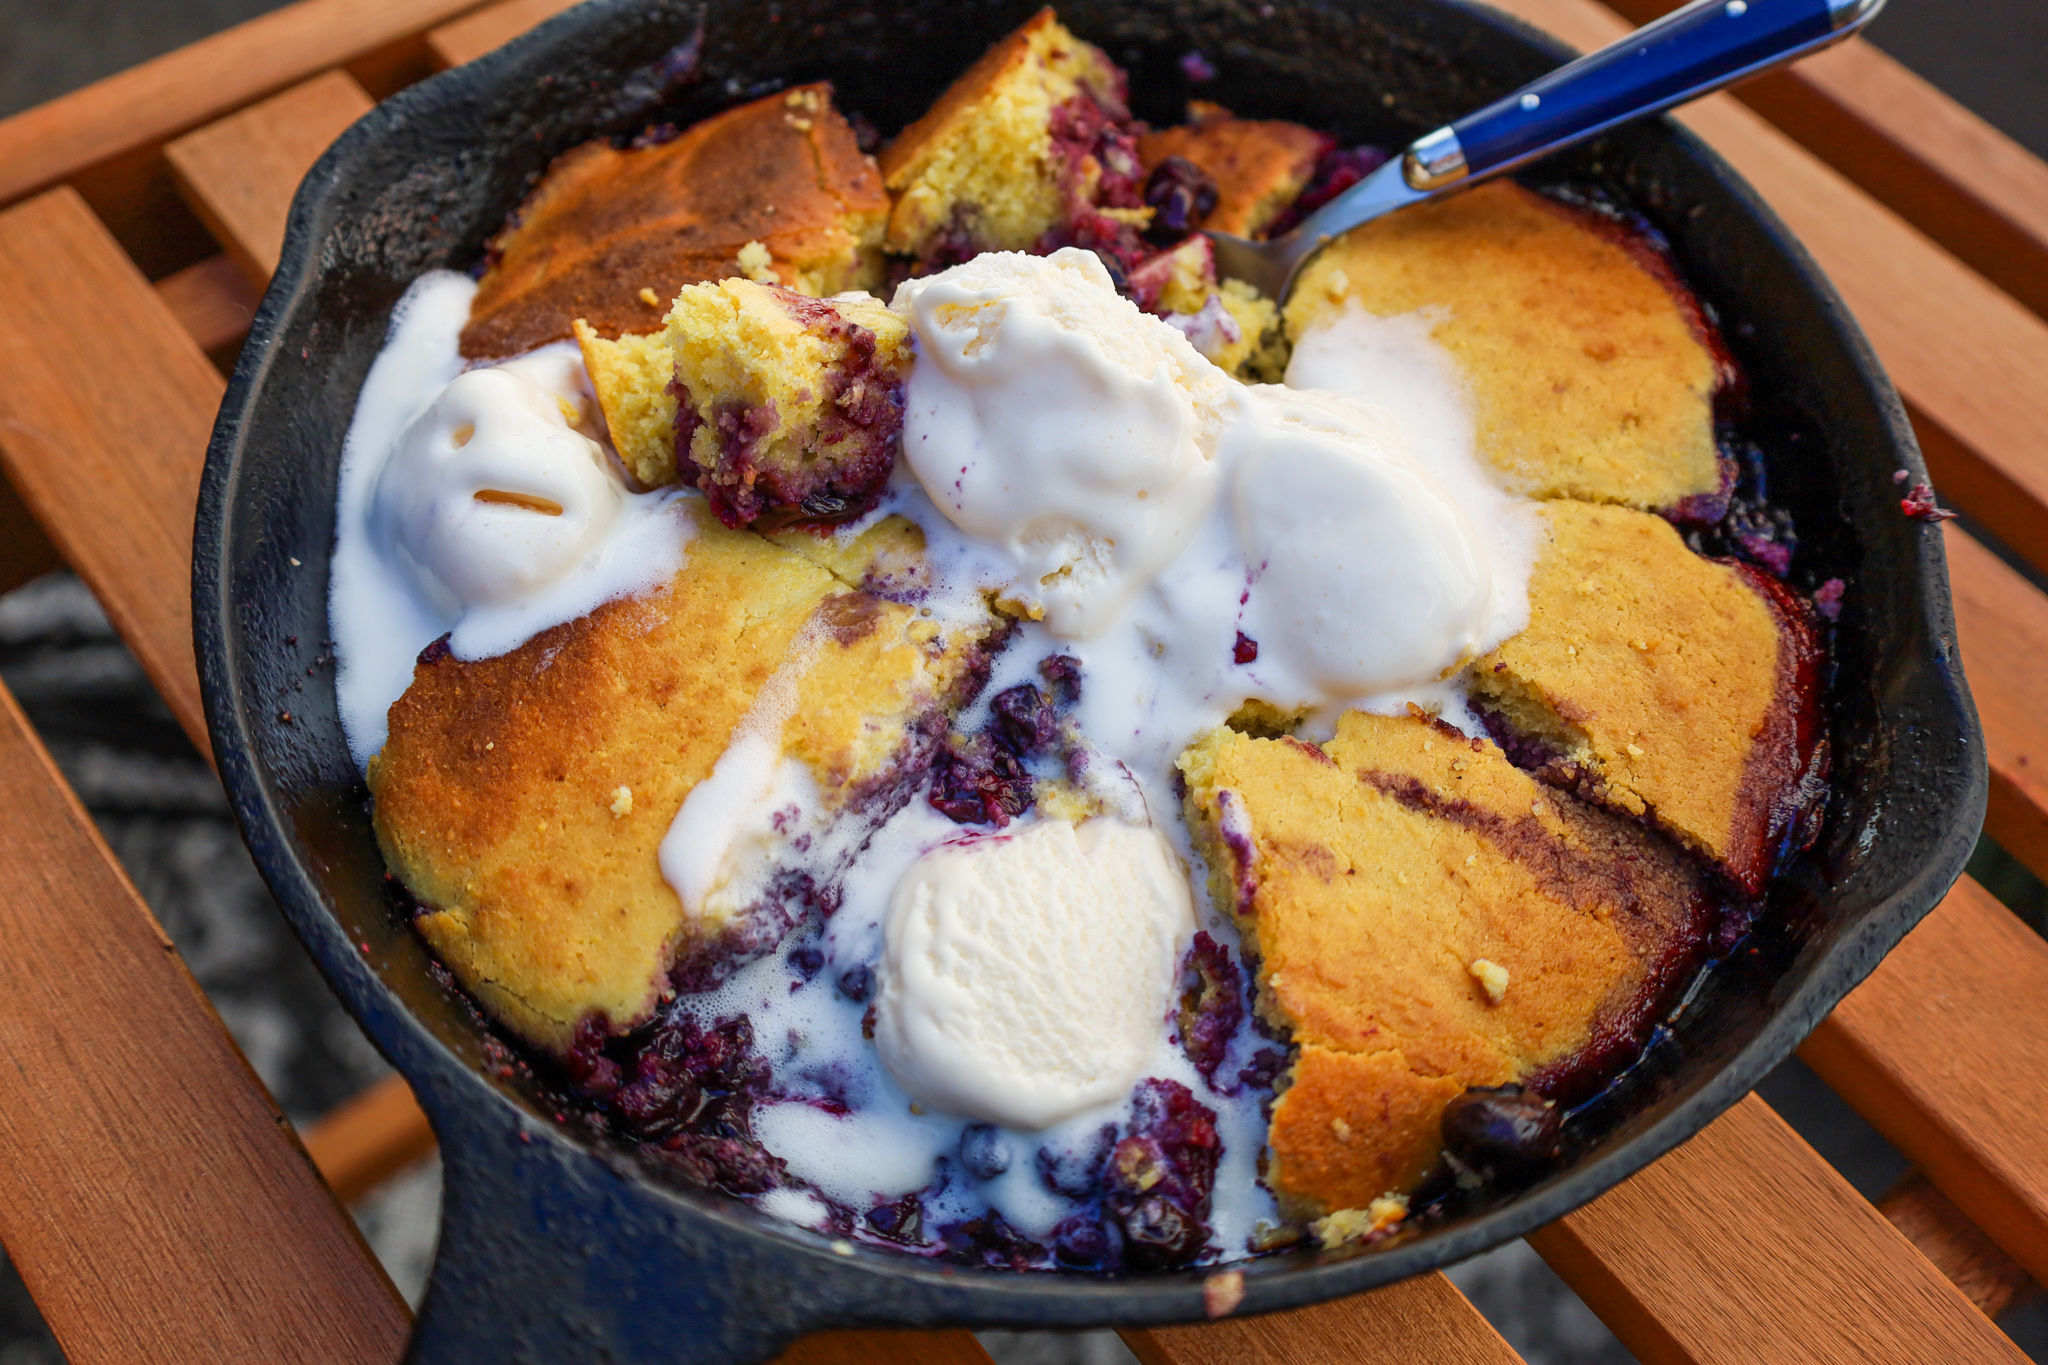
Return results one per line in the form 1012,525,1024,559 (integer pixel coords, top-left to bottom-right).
402,1089,814,1365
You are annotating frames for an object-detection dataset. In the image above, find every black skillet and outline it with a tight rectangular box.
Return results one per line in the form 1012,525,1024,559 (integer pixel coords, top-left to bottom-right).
192,0,1986,1359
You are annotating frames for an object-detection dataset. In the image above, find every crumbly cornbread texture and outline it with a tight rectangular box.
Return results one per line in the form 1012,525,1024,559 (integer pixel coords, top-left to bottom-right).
1125,236,1284,380
369,503,998,1051
1284,181,1720,509
1137,117,1330,239
462,84,888,359
577,280,911,524
877,8,1134,261
1472,500,1819,893
1178,710,1707,1214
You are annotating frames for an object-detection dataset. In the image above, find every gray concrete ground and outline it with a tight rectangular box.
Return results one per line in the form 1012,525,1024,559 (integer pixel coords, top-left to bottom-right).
1,0,2045,1361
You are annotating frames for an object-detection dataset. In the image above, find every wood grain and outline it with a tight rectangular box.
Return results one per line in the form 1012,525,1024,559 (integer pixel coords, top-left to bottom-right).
156,252,264,361
1600,2,2048,324
1879,1172,2039,1321
1801,878,2048,1290
1529,1093,2027,1365
0,0,482,212
1495,0,2048,581
167,70,375,284
0,679,411,1365
0,188,219,753
1947,524,2048,884
776,1330,994,1365
1124,1273,1523,1365
427,0,585,69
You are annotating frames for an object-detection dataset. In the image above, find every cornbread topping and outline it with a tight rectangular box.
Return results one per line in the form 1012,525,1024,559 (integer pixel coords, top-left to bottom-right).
334,6,1833,1274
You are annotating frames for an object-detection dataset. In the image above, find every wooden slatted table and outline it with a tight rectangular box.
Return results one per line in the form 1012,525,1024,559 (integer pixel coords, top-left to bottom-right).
0,1,2044,1362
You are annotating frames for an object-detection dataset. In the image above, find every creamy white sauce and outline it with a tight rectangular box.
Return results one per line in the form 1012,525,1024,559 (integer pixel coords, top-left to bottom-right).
329,271,693,767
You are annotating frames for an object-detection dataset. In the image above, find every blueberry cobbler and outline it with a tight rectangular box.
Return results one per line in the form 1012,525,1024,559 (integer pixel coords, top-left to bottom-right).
329,8,1835,1274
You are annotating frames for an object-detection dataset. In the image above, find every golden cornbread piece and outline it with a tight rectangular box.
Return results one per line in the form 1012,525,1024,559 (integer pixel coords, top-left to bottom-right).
462,84,888,358
577,280,911,524
369,501,1000,1051
575,327,676,485
878,8,1131,259
1178,710,1706,1214
1284,181,1720,509
1472,500,1819,893
1137,117,1328,239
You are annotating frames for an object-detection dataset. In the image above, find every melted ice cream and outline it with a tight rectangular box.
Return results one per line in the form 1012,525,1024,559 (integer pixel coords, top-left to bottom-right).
874,819,1193,1129
894,249,1232,637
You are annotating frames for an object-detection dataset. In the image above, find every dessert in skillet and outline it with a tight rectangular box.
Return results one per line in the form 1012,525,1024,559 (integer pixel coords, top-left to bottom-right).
331,9,1831,1270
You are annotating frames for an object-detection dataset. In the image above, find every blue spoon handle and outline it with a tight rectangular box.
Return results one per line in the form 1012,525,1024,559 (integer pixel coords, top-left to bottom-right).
1404,0,1882,190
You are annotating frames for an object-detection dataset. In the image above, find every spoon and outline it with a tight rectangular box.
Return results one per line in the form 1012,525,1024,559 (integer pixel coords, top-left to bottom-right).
1206,0,1886,302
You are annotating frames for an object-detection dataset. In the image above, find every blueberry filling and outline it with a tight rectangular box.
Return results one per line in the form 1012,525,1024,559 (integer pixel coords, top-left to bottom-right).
1439,1083,1562,1185
1178,931,1247,1086
1143,157,1220,244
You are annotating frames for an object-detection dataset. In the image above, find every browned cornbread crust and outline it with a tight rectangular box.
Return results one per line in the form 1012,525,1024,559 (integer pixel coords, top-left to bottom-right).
1283,181,1720,510
462,83,888,359
1178,710,1706,1214
1472,500,1818,894
1136,118,1328,239
369,505,997,1051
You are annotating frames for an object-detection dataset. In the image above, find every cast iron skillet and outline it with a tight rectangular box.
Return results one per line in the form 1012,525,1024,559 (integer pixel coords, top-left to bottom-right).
192,0,1986,1359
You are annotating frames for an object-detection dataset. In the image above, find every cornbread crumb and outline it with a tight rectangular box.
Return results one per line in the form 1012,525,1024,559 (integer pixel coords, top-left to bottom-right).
1469,958,1510,1004
1202,1269,1247,1318
638,287,661,307
609,785,634,818
1311,1194,1409,1248
737,239,777,283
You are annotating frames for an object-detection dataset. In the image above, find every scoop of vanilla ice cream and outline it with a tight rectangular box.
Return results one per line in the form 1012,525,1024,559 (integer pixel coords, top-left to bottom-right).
1230,386,1496,698
373,365,622,617
874,818,1193,1130
894,249,1233,637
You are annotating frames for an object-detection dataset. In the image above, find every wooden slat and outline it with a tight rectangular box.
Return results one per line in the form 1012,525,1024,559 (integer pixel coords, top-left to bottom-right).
1529,1094,2026,1365
1879,1173,2040,1320
0,680,410,1365
1496,0,2048,583
777,1330,994,1365
427,0,585,69
304,1074,441,1205
0,0,482,214
1124,1274,1523,1365
1801,878,2048,1289
167,71,375,285
1947,524,2048,884
1602,2,2048,324
0,188,218,753
155,252,263,359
